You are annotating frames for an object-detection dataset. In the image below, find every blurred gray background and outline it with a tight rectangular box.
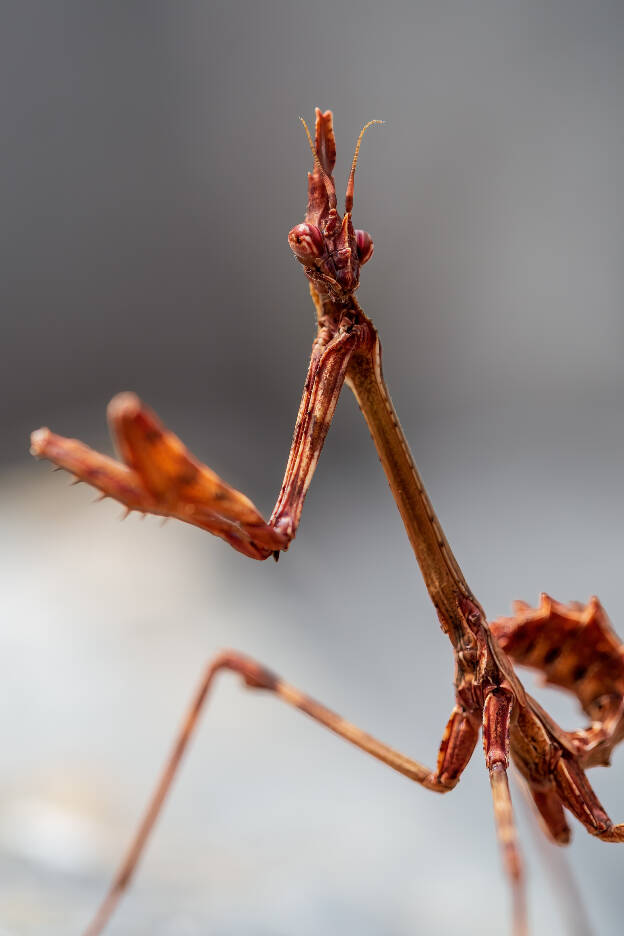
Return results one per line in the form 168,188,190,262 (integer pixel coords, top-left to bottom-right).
2,2,624,934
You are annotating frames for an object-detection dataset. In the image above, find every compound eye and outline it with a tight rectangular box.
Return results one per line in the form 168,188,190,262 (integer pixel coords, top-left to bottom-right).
355,229,374,265
288,223,324,264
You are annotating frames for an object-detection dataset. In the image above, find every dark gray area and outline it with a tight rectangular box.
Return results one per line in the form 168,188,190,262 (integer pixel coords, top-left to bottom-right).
2,2,623,934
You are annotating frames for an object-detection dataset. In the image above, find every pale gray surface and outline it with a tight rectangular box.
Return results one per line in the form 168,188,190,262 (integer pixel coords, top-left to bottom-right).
2,2,624,934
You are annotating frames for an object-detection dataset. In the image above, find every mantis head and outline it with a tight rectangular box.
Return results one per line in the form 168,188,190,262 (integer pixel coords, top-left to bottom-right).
288,108,381,304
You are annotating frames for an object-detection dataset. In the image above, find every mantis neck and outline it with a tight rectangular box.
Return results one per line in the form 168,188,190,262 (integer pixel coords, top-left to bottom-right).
345,312,484,643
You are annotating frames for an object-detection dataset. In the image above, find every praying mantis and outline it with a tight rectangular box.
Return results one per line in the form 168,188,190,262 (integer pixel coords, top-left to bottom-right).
30,108,624,936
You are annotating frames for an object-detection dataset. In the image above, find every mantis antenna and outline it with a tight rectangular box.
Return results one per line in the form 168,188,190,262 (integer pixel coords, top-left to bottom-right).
345,119,383,214
299,115,318,165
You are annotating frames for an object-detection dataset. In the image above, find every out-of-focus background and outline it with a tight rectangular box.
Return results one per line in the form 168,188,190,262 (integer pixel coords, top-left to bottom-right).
2,2,624,934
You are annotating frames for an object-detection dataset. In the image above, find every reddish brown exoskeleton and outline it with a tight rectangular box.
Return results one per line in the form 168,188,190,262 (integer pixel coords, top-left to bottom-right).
31,108,624,936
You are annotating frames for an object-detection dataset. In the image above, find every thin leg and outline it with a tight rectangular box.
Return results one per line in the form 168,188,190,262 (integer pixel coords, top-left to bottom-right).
528,788,571,845
81,651,477,936
483,690,527,936
516,773,593,936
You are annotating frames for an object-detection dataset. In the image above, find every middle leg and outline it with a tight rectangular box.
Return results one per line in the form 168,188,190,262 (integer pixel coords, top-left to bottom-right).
81,650,480,936
483,689,526,936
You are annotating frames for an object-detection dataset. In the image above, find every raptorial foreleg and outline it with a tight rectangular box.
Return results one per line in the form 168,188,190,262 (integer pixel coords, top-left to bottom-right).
31,325,362,560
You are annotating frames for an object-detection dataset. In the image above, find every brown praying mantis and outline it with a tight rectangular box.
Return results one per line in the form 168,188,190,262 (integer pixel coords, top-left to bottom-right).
30,108,624,936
